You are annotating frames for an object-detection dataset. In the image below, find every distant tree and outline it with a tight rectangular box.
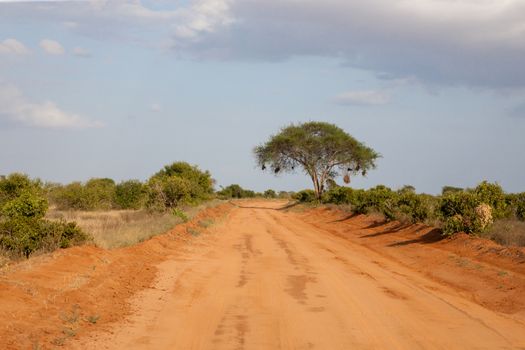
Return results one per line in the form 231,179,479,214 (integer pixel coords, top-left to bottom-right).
146,162,213,210
217,184,256,199
398,185,416,194
263,189,277,198
442,186,463,195
115,180,145,209
254,122,379,200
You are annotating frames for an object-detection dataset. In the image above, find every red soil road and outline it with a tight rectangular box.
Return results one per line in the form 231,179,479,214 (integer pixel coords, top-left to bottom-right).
2,200,525,349
69,200,525,350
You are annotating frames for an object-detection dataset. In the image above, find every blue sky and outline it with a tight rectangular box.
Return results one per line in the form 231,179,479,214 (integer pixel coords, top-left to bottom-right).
0,0,524,194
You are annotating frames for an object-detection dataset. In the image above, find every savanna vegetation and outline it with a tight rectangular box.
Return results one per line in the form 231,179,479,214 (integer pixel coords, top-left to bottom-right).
255,121,379,200
0,162,219,259
0,173,89,258
294,181,525,246
255,121,524,246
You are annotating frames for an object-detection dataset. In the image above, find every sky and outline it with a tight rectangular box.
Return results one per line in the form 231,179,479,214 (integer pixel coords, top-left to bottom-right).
0,0,524,194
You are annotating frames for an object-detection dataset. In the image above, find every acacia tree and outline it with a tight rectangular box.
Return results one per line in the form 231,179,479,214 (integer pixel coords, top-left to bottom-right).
254,122,379,200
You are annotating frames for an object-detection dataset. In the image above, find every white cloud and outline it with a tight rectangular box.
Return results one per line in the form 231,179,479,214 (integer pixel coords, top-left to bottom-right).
333,90,390,106
0,84,103,129
72,46,91,57
150,103,162,112
3,0,525,88
39,39,65,55
173,0,234,41
0,38,30,55
167,0,525,89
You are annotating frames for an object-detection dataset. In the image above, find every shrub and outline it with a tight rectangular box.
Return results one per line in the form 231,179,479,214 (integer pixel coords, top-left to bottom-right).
84,178,116,210
0,173,43,206
357,185,397,220
0,173,91,258
322,187,355,205
217,184,256,199
49,182,86,210
0,217,89,258
50,178,117,211
115,180,145,209
515,193,525,221
278,191,292,199
1,191,48,219
442,186,463,195
152,162,214,199
146,162,213,211
146,177,193,211
293,189,316,203
395,192,433,224
172,208,189,222
263,189,277,198
473,181,508,219
439,191,491,235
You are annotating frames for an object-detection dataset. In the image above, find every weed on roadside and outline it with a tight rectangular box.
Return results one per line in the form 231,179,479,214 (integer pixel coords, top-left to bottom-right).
198,219,214,228
60,304,80,324
85,315,100,324
187,227,201,237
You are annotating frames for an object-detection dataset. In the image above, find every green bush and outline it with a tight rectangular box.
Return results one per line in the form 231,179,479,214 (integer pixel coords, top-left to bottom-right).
151,162,214,200
322,187,355,205
293,189,316,203
439,191,486,235
49,182,86,210
395,192,434,224
115,180,145,209
0,173,43,206
0,217,89,258
1,191,48,219
357,185,397,220
442,186,463,195
146,176,193,211
263,189,277,198
50,178,117,211
84,178,116,210
514,193,525,221
0,175,90,258
473,181,508,219
172,208,189,222
217,184,256,199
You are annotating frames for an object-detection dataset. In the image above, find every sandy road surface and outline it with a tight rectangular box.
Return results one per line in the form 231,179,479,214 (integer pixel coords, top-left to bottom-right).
75,201,525,349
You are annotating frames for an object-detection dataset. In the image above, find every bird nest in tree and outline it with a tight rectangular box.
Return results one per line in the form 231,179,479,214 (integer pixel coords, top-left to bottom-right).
343,174,351,184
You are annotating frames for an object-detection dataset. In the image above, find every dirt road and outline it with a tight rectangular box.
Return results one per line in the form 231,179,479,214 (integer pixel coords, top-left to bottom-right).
73,201,525,349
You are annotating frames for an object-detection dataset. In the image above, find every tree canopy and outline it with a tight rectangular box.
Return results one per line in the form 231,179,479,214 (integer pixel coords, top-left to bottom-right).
254,121,379,199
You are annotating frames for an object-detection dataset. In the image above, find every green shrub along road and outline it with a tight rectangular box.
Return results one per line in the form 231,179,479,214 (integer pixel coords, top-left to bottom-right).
294,181,525,237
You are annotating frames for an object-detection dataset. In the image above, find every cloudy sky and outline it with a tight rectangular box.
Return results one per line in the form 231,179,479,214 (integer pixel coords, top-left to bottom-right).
0,0,524,194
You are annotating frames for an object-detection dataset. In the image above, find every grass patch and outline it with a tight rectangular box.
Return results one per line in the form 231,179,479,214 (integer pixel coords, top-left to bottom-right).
46,200,222,249
480,218,525,247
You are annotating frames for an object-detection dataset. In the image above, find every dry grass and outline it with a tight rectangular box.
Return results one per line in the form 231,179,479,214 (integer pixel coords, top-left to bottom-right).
46,200,223,249
480,219,525,247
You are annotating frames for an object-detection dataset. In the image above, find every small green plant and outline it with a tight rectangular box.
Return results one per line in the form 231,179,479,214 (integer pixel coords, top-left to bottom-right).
172,208,189,222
